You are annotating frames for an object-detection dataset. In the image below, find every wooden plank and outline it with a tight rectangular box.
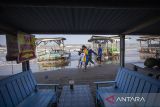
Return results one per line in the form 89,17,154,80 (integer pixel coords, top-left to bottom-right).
131,77,140,93
27,74,35,90
115,67,122,82
143,82,151,93
120,71,128,90
123,74,132,92
0,86,13,107
0,91,6,107
17,78,27,99
150,85,159,93
127,76,135,93
117,69,125,88
139,82,151,107
24,75,33,93
6,83,19,106
12,81,23,103
21,76,30,96
136,79,145,93
29,71,37,86
17,90,55,107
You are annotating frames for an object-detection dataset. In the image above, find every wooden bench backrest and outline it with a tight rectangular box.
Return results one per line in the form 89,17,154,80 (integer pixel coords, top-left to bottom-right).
115,67,160,93
0,71,37,107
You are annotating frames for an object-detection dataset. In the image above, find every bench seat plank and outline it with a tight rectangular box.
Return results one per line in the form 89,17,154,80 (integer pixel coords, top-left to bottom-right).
0,92,5,107
17,89,56,107
6,82,19,106
97,86,121,103
0,71,58,107
12,80,23,103
95,67,160,107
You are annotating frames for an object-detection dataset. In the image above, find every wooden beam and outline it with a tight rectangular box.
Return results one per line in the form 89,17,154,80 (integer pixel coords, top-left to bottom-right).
123,16,160,34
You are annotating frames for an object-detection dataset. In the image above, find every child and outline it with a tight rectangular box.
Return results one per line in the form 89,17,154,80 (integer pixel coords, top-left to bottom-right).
80,52,85,68
78,48,85,68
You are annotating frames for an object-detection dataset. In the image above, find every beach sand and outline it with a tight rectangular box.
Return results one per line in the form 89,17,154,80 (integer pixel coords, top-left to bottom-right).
33,63,119,97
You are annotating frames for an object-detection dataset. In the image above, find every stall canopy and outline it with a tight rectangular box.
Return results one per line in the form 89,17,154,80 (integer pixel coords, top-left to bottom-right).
0,0,160,35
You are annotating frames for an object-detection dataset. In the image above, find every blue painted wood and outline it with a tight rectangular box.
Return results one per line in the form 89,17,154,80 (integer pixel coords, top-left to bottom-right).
117,69,125,88
29,71,37,86
115,68,122,87
131,76,140,93
26,73,35,90
17,90,55,107
12,80,23,103
123,74,132,93
17,78,27,99
150,85,159,93
96,67,160,107
136,79,145,93
115,67,122,82
0,91,5,107
6,82,19,106
0,71,57,107
127,76,135,93
143,82,151,93
21,76,30,96
24,75,33,93
0,86,13,107
120,70,128,91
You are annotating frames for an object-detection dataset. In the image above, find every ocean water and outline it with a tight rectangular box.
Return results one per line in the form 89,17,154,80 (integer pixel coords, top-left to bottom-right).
0,48,142,76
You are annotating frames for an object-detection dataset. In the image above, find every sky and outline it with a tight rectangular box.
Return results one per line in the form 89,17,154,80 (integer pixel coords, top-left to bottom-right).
35,34,93,44
0,34,139,45
0,35,6,45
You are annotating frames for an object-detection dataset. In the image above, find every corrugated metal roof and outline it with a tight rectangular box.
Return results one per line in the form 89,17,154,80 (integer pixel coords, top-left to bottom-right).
0,2,160,35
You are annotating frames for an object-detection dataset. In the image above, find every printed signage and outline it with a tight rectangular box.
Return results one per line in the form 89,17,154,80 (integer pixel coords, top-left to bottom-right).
6,34,19,61
17,32,36,63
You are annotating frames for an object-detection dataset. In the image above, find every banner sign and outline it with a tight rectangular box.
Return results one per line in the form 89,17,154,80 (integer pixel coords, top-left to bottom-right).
17,32,36,63
6,34,19,61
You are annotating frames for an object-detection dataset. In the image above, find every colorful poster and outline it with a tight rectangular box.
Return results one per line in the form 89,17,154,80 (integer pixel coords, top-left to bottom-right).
6,34,19,61
17,32,36,63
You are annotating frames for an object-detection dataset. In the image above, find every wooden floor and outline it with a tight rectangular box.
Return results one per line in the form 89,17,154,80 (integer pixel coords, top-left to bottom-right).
58,85,95,107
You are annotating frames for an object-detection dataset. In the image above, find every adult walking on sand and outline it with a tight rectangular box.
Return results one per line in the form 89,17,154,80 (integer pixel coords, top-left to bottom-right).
87,46,97,66
97,44,103,64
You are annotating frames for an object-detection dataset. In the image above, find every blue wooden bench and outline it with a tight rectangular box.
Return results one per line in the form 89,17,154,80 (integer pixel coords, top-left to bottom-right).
94,67,160,107
0,71,59,107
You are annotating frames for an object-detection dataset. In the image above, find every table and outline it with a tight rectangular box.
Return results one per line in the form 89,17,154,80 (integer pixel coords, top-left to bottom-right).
132,62,145,71
58,85,95,107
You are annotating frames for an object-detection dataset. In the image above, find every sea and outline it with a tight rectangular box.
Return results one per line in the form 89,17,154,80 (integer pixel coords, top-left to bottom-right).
0,47,143,76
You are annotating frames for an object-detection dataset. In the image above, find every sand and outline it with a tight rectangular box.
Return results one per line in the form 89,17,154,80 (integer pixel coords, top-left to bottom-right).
33,64,119,97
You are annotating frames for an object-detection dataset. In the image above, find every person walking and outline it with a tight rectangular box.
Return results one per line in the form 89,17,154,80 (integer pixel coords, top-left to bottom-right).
82,45,89,70
87,46,97,66
97,44,103,64
78,48,84,68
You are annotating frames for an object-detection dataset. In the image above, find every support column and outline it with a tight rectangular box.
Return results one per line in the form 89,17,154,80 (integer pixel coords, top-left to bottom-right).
22,61,30,71
120,35,125,67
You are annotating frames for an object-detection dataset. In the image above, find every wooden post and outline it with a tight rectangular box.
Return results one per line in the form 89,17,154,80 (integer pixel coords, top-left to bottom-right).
26,61,30,70
120,35,125,67
22,61,30,71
